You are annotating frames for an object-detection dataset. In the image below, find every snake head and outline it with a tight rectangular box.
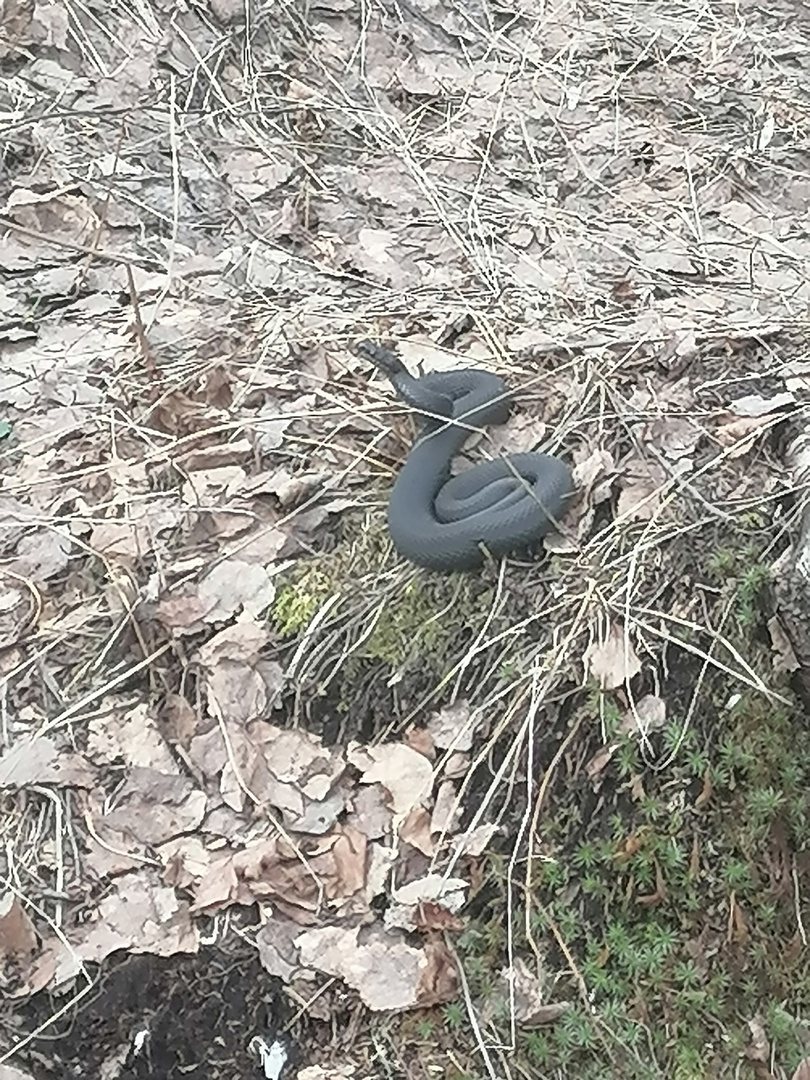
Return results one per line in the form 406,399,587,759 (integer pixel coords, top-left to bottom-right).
355,339,407,381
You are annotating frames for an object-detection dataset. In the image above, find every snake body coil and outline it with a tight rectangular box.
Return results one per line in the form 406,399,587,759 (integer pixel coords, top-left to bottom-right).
361,341,574,572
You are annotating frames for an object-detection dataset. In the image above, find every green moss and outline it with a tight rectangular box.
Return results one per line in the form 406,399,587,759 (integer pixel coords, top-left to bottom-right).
272,569,334,636
269,510,499,679
441,671,810,1077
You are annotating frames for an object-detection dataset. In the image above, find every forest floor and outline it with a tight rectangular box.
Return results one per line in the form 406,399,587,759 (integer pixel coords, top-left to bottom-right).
1,0,810,1078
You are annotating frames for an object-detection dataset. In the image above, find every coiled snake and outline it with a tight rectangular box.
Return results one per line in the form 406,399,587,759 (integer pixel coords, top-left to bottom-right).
360,340,574,571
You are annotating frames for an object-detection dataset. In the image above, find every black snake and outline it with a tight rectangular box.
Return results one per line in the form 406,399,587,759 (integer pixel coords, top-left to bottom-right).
360,340,574,571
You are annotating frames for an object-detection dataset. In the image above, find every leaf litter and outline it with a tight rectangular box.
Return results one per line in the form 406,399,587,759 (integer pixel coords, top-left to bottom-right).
1,0,810,1075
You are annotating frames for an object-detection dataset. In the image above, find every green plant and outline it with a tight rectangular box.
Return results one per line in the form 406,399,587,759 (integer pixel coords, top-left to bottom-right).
444,1001,465,1029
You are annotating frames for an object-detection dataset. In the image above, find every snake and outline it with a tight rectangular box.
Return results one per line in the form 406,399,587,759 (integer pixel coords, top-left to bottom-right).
359,340,574,571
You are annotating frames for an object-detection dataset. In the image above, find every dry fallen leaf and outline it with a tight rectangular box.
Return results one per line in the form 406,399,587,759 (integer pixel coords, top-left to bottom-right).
399,806,435,856
197,559,277,623
385,874,468,932
295,923,457,1011
584,623,642,690
715,413,773,456
492,957,571,1027
348,742,434,818
621,694,666,737
191,826,368,919
430,780,461,837
0,735,96,790
255,913,302,983
297,1066,357,1080
745,1013,770,1065
11,527,71,582
450,823,498,858
346,784,393,841
729,391,794,417
74,871,199,965
102,768,207,846
0,1066,38,1080
86,700,178,773
767,616,800,674
0,893,39,995
426,700,476,752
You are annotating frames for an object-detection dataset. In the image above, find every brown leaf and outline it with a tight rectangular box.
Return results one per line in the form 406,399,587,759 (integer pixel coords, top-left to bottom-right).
745,1013,770,1065
103,768,206,846
411,901,464,932
295,923,457,1011
729,893,750,945
584,623,642,690
74,871,199,964
191,825,367,918
426,700,476,752
0,893,39,995
386,875,468,933
86,701,177,773
399,806,435,856
694,771,713,810
160,694,199,748
0,736,96,790
636,859,667,907
349,742,434,817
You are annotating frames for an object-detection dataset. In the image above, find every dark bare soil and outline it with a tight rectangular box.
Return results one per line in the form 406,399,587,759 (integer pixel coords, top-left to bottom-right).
1,941,295,1080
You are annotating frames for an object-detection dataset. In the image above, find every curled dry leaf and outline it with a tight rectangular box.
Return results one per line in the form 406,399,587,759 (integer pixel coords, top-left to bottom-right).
426,700,476,752
385,874,468,932
349,742,434,817
295,924,458,1011
191,826,368,920
583,623,642,690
